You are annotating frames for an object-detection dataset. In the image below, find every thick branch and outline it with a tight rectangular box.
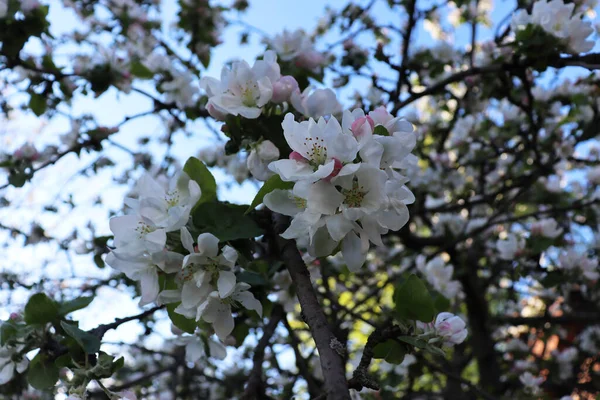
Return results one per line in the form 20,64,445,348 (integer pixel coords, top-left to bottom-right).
270,213,350,400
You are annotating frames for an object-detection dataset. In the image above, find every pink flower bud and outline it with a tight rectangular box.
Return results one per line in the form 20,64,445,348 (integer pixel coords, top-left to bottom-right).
289,151,308,163
271,76,299,103
9,312,20,320
295,50,326,70
434,312,467,345
207,103,227,121
350,116,375,139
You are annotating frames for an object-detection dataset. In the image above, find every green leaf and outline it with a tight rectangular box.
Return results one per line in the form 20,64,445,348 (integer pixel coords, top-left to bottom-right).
425,344,447,357
192,202,264,241
397,335,427,349
374,125,389,136
27,354,59,390
0,321,18,346
183,157,217,207
372,339,407,364
167,303,196,334
54,354,73,369
130,61,154,79
246,174,293,214
60,321,101,354
393,274,435,322
24,293,60,325
59,296,94,316
237,270,267,286
29,93,47,116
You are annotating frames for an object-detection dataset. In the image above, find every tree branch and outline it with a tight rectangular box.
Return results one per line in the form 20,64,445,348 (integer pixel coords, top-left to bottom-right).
241,305,285,400
269,212,350,400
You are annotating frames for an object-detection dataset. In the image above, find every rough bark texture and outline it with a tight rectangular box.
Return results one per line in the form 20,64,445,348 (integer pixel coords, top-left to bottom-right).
272,214,350,400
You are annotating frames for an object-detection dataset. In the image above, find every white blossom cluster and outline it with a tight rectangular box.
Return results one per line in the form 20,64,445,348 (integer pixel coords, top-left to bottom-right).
200,50,340,121
511,0,596,54
264,107,416,271
105,173,262,343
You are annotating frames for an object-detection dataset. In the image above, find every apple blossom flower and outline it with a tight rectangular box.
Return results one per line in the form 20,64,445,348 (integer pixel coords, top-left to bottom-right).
124,172,201,233
200,51,280,119
416,255,463,300
196,283,262,341
290,87,342,119
0,344,29,385
519,371,544,394
510,0,595,54
268,113,359,183
271,75,299,103
418,312,468,346
105,249,183,306
177,331,227,364
496,234,526,260
269,29,313,61
530,218,563,238
557,249,599,280
578,325,600,354
175,229,238,318
247,140,280,181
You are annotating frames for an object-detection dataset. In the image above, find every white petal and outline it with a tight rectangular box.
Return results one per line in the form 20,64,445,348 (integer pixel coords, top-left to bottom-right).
0,362,14,385
185,340,205,364
196,233,220,257
342,231,367,272
180,227,195,254
217,270,237,298
233,291,263,317
139,269,159,306
208,339,227,360
308,181,344,215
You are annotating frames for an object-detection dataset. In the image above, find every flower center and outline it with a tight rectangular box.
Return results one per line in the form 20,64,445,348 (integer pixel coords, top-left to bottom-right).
303,136,327,166
135,221,154,237
165,190,180,208
343,180,366,208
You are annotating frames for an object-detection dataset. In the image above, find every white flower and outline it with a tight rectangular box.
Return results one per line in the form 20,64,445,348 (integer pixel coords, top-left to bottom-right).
196,283,262,341
519,372,544,394
268,113,359,183
496,234,526,260
106,249,183,306
161,69,198,109
578,325,600,354
531,218,563,238
0,0,7,18
554,347,577,380
558,249,599,280
0,344,29,385
178,332,227,364
125,172,201,232
511,0,595,54
290,87,342,119
271,75,299,103
200,51,280,119
433,312,468,345
270,29,313,61
416,255,462,300
247,140,280,181
176,229,238,317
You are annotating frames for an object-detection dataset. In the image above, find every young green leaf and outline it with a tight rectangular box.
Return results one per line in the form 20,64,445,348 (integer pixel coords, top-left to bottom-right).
24,293,60,325
60,321,101,354
393,274,435,322
183,157,217,207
